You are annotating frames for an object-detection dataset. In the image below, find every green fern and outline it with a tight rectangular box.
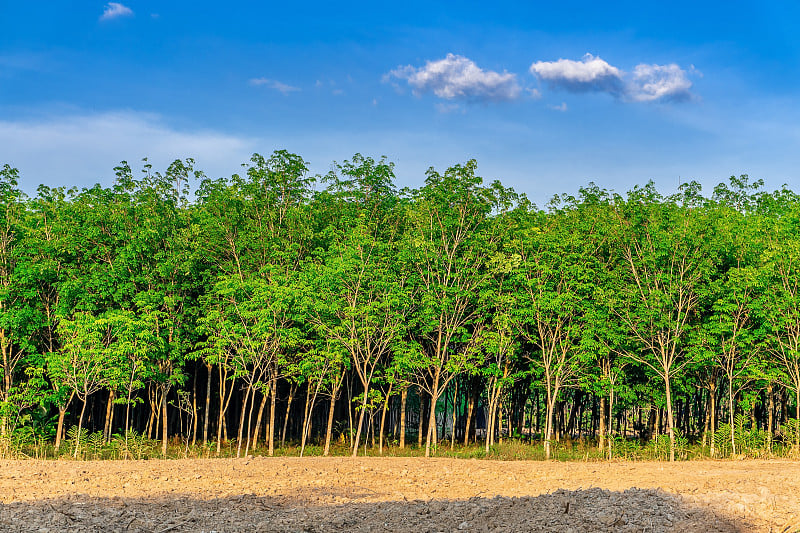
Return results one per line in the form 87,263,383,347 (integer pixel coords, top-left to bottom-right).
66,426,89,458
87,431,105,459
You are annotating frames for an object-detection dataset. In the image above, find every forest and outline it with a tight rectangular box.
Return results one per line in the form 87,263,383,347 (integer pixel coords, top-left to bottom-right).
0,151,798,463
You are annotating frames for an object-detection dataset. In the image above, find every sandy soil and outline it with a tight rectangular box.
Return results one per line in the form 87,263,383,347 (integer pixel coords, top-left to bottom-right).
0,457,798,532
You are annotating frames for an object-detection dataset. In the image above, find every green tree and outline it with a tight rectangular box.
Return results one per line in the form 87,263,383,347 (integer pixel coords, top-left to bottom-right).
609,184,711,461
404,161,511,456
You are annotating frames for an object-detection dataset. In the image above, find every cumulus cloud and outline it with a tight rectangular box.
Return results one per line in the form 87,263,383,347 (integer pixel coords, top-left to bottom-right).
548,102,568,112
627,63,692,102
530,54,624,95
100,2,133,21
530,53,694,103
387,53,521,102
250,78,300,95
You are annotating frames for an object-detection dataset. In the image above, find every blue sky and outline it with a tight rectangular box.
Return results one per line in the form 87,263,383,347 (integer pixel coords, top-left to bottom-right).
1,1,799,204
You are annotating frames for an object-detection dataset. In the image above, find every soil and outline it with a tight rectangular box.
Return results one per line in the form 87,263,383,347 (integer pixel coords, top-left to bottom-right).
0,457,798,532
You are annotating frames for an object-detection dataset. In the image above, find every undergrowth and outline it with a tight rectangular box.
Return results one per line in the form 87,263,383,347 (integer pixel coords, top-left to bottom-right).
1,419,798,461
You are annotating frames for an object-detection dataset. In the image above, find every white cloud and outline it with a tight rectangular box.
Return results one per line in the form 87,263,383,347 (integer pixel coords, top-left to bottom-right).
0,112,257,190
387,53,521,102
249,78,300,95
530,54,624,95
100,2,133,21
548,102,568,112
527,88,542,99
627,63,693,102
530,53,694,103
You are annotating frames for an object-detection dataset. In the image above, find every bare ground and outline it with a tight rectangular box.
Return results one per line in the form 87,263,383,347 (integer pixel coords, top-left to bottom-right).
1,457,798,532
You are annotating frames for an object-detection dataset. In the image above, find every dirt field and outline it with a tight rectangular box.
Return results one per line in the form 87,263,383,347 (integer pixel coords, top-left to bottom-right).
0,457,798,532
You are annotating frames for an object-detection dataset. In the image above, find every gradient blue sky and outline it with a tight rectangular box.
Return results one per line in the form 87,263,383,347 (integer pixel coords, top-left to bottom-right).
1,1,799,204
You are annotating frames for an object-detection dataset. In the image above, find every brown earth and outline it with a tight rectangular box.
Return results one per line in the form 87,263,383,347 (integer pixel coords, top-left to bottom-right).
0,457,798,532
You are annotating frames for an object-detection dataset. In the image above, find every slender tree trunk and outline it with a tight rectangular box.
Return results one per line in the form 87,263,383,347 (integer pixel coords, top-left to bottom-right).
300,384,313,457
243,385,257,457
252,388,268,450
103,390,115,442
729,375,736,455
464,387,475,446
544,382,558,460
598,395,606,452
767,382,775,451
399,387,407,450
203,363,212,445
450,380,458,451
323,393,337,456
216,367,233,454
424,365,444,458
379,383,393,455
352,391,369,457
54,393,74,453
73,398,88,458
702,390,710,448
710,387,717,456
281,384,296,447
795,387,800,451
161,387,170,457
236,385,253,458
191,369,198,447
417,391,425,448
268,370,277,456
665,374,676,462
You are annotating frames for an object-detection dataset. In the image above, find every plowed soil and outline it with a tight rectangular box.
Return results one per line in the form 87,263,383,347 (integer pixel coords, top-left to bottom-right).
1,457,798,532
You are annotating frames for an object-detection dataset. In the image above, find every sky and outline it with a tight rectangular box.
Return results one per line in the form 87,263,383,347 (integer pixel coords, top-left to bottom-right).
1,1,799,205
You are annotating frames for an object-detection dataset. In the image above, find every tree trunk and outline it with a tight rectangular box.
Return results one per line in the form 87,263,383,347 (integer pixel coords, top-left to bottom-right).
598,395,606,452
203,363,212,445
268,370,277,456
544,381,559,460
281,384,297,447
73,398,88,458
323,390,337,456
399,388,407,449
425,373,440,458
103,390,115,442
300,383,316,457
795,387,800,451
417,391,425,448
352,390,369,457
252,388,269,450
161,386,170,458
665,374,676,462
379,383,393,455
464,387,475,446
450,380,458,450
709,383,717,457
191,369,198,447
54,393,74,453
729,375,736,455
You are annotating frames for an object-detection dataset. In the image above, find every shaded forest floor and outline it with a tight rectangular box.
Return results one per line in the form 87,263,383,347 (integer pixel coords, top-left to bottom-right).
0,457,798,532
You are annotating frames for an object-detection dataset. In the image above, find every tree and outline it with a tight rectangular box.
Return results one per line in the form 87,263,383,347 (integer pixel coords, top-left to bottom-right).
405,161,512,456
48,312,112,457
760,205,800,451
311,154,410,456
0,165,36,437
609,184,711,461
512,206,599,459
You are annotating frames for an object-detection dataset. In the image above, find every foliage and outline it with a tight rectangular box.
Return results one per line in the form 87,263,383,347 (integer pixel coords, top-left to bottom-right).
0,155,798,464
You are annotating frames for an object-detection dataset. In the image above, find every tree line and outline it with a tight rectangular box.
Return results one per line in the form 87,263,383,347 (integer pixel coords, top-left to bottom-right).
0,152,798,462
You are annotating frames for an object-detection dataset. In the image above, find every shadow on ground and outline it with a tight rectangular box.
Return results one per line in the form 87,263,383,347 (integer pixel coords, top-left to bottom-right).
0,488,758,532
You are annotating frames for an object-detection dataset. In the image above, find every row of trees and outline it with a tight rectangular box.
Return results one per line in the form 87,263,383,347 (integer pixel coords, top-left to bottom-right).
0,153,798,462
